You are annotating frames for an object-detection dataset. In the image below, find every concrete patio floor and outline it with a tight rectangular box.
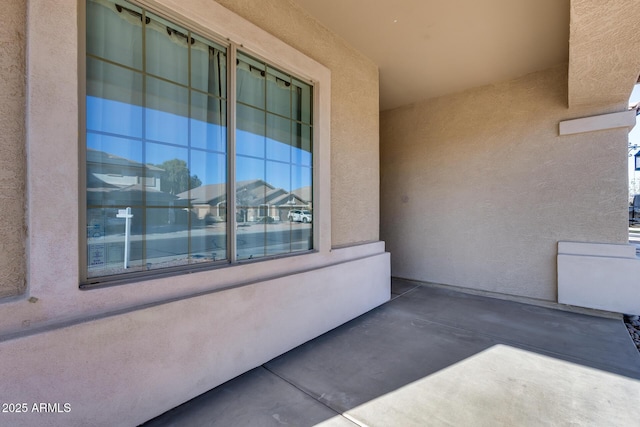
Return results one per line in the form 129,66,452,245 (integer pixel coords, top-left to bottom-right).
143,278,640,426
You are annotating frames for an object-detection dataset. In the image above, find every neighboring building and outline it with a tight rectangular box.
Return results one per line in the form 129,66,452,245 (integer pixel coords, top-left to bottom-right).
177,179,310,223
87,148,165,193
0,0,639,425
86,148,184,237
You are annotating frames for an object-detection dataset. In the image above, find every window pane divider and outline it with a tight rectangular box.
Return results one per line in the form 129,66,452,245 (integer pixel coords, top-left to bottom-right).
228,43,238,263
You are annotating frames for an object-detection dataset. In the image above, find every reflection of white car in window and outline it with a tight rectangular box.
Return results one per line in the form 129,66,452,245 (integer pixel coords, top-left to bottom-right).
288,209,312,223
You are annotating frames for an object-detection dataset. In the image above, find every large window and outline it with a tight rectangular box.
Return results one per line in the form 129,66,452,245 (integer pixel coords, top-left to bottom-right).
84,0,313,283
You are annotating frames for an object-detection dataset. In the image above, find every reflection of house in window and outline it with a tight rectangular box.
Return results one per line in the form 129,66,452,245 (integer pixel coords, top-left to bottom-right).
137,176,157,188
177,182,228,222
86,148,164,192
216,202,226,219
291,186,312,210
177,179,311,223
86,149,188,235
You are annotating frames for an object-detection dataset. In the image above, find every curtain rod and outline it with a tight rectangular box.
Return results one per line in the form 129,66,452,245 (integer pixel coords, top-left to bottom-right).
115,4,150,24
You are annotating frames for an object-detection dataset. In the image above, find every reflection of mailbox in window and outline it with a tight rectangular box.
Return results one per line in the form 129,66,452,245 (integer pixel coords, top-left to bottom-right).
116,208,133,269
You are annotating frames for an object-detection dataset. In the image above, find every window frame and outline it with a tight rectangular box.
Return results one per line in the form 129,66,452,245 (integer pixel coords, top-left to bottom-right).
79,0,331,287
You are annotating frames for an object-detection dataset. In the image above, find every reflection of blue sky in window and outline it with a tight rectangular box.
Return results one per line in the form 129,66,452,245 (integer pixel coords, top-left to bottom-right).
87,96,311,191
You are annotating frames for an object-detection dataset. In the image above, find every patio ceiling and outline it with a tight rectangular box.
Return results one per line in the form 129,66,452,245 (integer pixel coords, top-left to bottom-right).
292,0,570,111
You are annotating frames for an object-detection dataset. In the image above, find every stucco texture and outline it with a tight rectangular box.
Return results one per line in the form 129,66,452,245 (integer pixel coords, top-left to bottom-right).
569,0,640,110
0,0,26,298
214,0,380,247
380,65,629,301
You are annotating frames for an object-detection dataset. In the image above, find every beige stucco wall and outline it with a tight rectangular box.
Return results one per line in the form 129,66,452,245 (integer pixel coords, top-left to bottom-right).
0,0,384,330
568,0,640,109
380,65,629,301
0,1,390,424
0,0,26,298
215,0,380,246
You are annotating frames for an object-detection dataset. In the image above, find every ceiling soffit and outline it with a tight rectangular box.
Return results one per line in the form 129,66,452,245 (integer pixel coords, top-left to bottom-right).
292,0,569,111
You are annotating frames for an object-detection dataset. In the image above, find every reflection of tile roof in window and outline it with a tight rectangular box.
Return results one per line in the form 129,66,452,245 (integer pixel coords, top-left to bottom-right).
86,148,164,172
86,183,185,207
291,186,311,203
177,179,310,207
86,148,166,197
177,182,227,204
86,150,313,208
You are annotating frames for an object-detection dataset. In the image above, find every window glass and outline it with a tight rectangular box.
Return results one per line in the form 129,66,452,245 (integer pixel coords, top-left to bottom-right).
192,35,227,97
145,12,189,85
292,123,312,167
292,79,313,124
86,57,143,138
237,53,265,108
191,92,227,152
267,67,291,117
266,114,291,162
86,0,143,70
236,104,266,158
85,0,312,282
235,54,313,262
86,0,228,279
189,149,227,265
145,77,189,146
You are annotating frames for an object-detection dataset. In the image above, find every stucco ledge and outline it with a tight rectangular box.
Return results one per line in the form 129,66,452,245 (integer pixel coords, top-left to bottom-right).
558,241,640,314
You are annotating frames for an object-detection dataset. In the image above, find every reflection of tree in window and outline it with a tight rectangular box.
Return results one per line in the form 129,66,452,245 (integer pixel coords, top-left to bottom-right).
154,159,202,195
